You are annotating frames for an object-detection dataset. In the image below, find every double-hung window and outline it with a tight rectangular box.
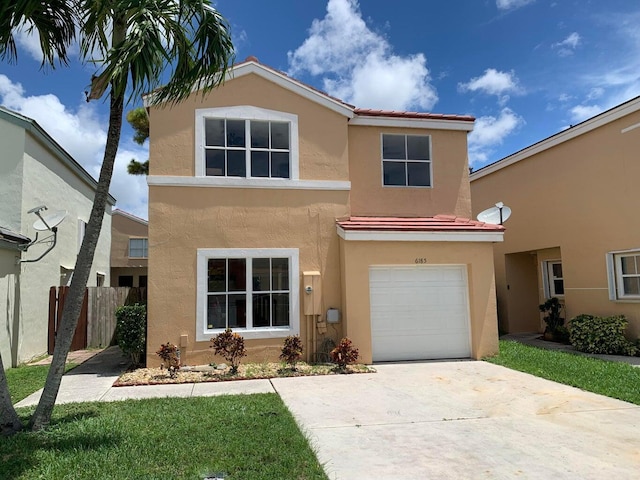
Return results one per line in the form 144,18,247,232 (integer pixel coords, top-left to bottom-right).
382,134,432,187
543,260,564,298
196,248,300,340
607,250,640,300
196,106,299,180
129,238,148,258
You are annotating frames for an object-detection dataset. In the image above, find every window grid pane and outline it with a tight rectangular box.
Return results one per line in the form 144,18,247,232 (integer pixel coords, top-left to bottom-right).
618,254,640,297
129,238,148,258
382,134,431,187
206,257,290,330
205,118,290,179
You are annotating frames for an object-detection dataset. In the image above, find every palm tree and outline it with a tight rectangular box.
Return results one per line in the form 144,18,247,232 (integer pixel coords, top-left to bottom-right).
0,0,234,434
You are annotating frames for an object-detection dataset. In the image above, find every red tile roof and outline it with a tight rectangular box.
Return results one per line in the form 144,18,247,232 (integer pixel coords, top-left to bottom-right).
336,215,504,232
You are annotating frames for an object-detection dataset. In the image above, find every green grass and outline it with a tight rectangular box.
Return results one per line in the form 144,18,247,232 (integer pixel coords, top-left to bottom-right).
2,395,327,480
6,364,77,404
486,340,640,405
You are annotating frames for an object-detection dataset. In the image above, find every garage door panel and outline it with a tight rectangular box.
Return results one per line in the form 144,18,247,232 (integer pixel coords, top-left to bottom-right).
370,265,471,361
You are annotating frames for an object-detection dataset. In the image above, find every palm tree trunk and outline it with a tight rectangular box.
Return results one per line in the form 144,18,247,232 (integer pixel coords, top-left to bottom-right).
0,352,22,435
29,90,124,431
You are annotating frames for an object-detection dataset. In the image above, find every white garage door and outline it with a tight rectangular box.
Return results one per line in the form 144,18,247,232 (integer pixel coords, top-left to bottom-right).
369,265,471,362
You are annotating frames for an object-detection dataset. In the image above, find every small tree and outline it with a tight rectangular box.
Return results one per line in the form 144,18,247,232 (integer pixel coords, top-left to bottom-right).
156,342,180,378
539,297,565,340
210,329,247,374
115,303,147,366
280,335,304,370
330,338,359,372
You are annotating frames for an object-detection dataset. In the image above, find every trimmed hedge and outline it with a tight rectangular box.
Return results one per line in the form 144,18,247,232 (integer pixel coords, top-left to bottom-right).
569,314,637,356
115,303,147,366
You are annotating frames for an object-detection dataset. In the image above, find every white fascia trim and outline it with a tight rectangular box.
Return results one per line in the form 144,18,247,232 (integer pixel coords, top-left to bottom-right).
147,175,351,191
195,105,300,179
337,226,504,242
196,248,300,342
112,209,149,226
471,96,640,181
350,115,474,132
230,63,354,118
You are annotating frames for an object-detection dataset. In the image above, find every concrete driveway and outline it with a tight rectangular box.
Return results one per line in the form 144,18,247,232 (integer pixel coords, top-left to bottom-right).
271,361,640,480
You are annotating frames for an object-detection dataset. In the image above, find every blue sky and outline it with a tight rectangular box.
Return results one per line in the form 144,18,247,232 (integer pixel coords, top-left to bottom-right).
1,0,639,219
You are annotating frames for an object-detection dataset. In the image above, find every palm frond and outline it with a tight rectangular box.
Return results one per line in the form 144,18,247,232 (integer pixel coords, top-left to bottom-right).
0,0,77,68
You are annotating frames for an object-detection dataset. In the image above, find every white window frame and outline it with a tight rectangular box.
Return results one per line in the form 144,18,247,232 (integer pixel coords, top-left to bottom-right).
542,260,564,299
195,106,299,180
196,248,300,341
128,237,148,258
381,133,432,188
606,249,640,301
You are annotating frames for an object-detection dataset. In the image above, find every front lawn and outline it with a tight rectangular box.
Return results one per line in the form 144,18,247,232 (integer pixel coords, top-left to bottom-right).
4,395,327,480
6,364,77,404
486,340,640,405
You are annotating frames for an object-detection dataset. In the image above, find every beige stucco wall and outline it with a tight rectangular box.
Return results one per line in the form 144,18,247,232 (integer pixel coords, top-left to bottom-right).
339,240,499,363
349,126,472,218
111,213,148,269
471,108,640,338
146,186,349,366
149,73,349,181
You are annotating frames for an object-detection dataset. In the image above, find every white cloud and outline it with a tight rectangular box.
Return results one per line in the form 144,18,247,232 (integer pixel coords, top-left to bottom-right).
552,32,581,57
468,108,524,164
458,69,521,105
287,0,437,110
496,0,535,11
569,104,602,124
12,23,80,64
0,75,148,219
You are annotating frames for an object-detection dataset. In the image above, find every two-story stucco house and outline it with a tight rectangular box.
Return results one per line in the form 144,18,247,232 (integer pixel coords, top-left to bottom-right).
471,96,640,339
0,106,114,368
145,58,503,366
111,209,148,288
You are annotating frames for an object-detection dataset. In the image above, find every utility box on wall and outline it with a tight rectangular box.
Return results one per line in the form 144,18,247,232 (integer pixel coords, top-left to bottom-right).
302,271,322,316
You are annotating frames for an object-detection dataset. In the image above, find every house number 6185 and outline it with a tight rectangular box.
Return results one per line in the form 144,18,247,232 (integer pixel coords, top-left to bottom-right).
415,258,427,264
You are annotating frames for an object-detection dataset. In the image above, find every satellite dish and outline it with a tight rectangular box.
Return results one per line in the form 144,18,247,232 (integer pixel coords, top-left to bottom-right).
33,210,67,231
477,203,511,225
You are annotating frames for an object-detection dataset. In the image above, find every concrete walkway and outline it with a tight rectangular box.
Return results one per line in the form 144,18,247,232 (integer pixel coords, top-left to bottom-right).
15,345,640,479
16,346,273,408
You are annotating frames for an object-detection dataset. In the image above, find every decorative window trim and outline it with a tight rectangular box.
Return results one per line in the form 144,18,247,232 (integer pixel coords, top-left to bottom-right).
380,133,433,188
195,106,299,180
196,248,300,341
606,249,640,302
542,260,564,299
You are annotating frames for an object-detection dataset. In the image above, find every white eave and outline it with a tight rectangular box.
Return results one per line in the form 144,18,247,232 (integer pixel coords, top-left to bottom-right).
471,95,640,181
337,227,504,243
349,115,475,131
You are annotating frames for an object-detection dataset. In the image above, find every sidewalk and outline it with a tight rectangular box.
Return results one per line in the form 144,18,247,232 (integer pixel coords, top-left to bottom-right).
15,346,274,408
502,332,640,367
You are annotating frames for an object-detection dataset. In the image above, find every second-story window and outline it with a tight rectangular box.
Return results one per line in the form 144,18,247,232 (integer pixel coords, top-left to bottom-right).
204,118,290,178
382,134,431,187
129,238,148,258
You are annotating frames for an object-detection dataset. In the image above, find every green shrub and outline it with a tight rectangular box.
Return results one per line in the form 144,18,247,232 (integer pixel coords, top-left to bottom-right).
115,303,147,366
569,314,637,356
210,329,247,374
539,297,564,334
330,337,359,372
280,335,304,370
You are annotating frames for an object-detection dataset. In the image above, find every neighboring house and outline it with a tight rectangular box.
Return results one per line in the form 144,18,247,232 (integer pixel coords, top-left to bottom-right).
111,209,148,288
0,106,114,369
145,57,504,366
470,96,640,339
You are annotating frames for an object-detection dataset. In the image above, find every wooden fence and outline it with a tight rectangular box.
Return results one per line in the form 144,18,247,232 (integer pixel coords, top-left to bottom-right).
48,286,146,353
